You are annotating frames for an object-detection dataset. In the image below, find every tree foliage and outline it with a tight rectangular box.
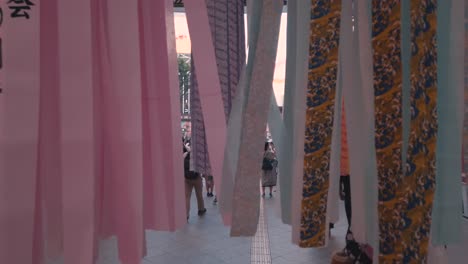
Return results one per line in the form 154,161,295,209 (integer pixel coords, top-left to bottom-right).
178,54,191,115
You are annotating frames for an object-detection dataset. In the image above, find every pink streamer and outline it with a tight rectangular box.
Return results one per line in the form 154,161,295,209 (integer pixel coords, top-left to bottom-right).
100,0,145,262
0,2,40,263
184,0,227,200
0,1,188,263
58,0,96,263
139,0,187,231
39,0,63,259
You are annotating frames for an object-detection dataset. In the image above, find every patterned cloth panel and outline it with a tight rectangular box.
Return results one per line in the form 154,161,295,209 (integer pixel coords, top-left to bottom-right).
190,0,246,176
300,0,342,248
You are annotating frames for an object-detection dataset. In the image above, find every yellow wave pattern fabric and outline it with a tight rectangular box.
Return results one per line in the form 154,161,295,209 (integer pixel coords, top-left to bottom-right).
300,0,341,248
371,0,404,261
373,0,438,262
398,0,438,262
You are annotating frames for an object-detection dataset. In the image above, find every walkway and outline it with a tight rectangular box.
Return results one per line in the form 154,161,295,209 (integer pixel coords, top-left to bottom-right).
88,185,467,264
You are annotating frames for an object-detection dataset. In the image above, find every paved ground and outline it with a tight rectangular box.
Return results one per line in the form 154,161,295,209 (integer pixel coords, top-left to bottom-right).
87,183,468,264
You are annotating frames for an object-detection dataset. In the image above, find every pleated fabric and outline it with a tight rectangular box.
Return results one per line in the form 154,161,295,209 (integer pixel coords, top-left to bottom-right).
219,0,256,225
345,0,379,256
327,51,343,231
39,0,64,261
279,0,298,225
189,0,246,176
280,0,311,225
2,0,187,263
94,1,146,262
139,0,187,232
230,0,283,236
299,0,342,248
464,6,468,173
431,0,464,246
465,7,468,173
0,3,40,264
399,1,438,262
184,0,227,199
375,0,439,262
289,1,313,237
371,1,404,261
58,1,96,263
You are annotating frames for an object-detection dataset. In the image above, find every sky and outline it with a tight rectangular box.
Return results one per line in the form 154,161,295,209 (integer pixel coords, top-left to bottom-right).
174,12,287,106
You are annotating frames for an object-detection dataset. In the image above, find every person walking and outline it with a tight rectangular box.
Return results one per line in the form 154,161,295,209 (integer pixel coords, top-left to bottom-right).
204,175,214,197
183,143,206,220
261,142,278,197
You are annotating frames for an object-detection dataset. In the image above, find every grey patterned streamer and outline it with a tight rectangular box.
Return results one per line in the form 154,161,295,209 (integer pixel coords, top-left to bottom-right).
230,0,283,236
190,0,246,175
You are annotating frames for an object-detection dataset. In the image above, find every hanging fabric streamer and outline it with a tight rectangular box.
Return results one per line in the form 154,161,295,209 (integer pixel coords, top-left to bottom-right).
230,0,283,236
184,0,228,200
289,0,312,235
0,1,40,263
90,0,118,242
57,0,96,263
219,0,259,225
93,0,146,262
298,0,342,248
326,56,342,234
399,1,438,261
190,0,246,178
353,0,379,259
371,1,404,261
342,0,379,252
375,0,438,261
279,0,298,225
280,0,311,225
431,0,464,246
139,0,187,231
38,0,64,261
464,6,468,174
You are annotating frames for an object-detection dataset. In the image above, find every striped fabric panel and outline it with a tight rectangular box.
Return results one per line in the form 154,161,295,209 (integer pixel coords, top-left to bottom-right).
300,0,341,248
398,0,438,262
464,7,468,173
190,0,246,176
371,1,404,261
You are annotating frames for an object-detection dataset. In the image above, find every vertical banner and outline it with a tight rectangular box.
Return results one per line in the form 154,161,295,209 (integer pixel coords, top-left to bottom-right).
58,0,96,263
299,0,341,248
431,0,464,246
139,0,187,231
280,0,299,225
353,0,379,258
190,0,246,178
100,0,144,264
39,0,63,261
0,1,40,263
184,0,227,200
230,0,282,236
371,0,404,261
290,0,312,242
399,0,438,262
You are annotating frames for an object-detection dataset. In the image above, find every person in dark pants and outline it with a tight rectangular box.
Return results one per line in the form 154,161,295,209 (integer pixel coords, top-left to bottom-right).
183,142,206,220
340,175,351,230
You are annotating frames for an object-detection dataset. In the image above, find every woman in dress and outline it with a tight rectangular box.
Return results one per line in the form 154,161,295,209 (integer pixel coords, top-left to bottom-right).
261,142,278,197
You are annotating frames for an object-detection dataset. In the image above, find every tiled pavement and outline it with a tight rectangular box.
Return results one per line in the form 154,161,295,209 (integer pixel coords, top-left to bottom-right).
95,184,349,264
53,183,468,264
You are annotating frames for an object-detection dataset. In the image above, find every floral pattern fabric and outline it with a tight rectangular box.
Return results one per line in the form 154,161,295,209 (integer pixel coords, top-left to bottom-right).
300,0,341,248
371,1,404,261
190,0,246,175
374,0,438,262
